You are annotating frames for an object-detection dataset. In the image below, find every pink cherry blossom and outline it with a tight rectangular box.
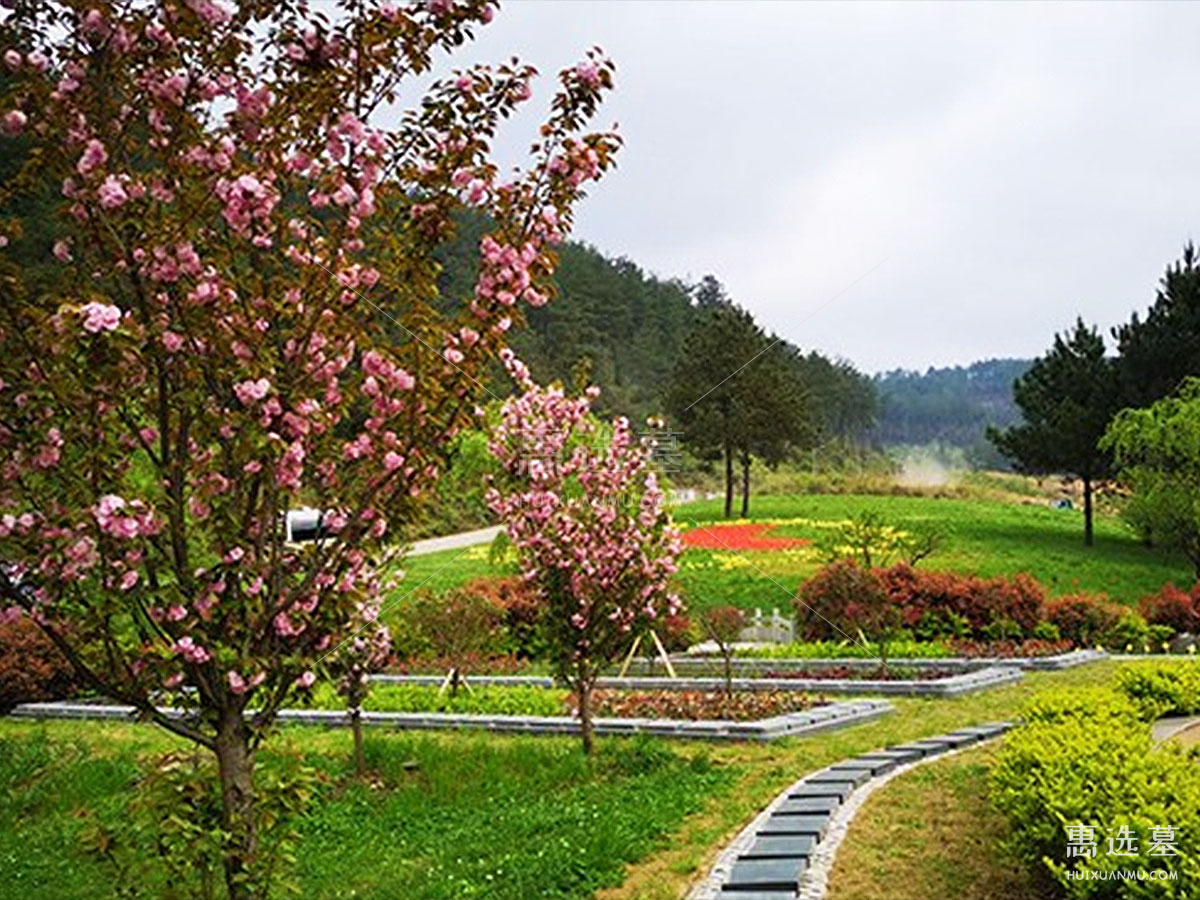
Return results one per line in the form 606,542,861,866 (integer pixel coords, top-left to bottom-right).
1,110,26,136
77,139,108,176
234,377,271,404
81,302,122,333
97,175,129,209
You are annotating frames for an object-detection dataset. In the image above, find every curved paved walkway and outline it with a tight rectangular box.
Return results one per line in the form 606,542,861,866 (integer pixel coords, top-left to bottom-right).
409,525,501,556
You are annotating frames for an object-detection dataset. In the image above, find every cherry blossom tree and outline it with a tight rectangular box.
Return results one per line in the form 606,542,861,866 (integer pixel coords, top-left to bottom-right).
700,605,745,695
486,355,682,754
0,1,618,895
330,600,390,777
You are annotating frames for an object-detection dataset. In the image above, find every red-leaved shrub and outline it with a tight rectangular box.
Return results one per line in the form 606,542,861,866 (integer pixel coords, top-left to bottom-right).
878,564,1044,637
1139,584,1200,634
1041,593,1125,646
796,561,1146,650
0,615,81,711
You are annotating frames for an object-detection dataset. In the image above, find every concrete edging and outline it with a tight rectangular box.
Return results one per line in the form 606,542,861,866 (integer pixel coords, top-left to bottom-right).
372,665,1024,697
7,697,895,744
642,648,1107,676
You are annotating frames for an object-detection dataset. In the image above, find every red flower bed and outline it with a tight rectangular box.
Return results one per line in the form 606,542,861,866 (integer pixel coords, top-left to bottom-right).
589,689,821,721
682,522,810,551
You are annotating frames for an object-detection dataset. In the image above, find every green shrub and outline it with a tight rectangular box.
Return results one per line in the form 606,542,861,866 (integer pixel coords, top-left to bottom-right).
310,683,569,717
992,685,1200,897
1021,685,1141,725
1116,662,1200,720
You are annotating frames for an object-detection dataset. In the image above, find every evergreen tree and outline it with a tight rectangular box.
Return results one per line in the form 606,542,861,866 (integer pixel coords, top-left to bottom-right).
666,298,810,517
988,319,1119,545
1112,244,1200,409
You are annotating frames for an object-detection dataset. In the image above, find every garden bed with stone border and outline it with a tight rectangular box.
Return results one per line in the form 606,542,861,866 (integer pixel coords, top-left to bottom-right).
372,665,1024,697
7,696,894,743
628,647,1106,676
688,721,1014,899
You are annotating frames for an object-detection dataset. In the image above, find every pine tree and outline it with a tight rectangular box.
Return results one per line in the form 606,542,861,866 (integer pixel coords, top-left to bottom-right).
988,319,1119,545
1113,244,1200,408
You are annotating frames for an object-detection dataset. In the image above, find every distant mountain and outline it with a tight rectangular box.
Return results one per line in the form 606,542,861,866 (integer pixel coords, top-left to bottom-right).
872,359,1032,465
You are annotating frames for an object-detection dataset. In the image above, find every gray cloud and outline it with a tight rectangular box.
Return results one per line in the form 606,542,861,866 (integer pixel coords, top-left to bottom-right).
438,0,1200,372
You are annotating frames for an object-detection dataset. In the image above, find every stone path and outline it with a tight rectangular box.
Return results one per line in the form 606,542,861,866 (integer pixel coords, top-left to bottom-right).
1152,715,1200,744
688,722,1014,900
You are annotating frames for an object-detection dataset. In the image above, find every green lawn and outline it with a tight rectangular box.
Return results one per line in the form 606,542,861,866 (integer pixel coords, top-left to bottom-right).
0,723,731,900
388,494,1192,628
0,660,1127,900
826,743,1057,900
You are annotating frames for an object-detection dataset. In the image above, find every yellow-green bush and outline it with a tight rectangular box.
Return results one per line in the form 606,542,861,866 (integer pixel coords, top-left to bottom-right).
992,685,1200,897
1116,661,1200,721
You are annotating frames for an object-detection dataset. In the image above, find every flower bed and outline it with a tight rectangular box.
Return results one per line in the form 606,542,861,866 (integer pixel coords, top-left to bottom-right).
312,683,824,721
590,689,819,721
681,521,811,551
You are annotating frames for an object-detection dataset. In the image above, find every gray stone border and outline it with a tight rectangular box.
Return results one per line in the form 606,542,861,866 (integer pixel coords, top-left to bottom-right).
371,665,1023,697
632,648,1106,677
7,697,893,743
687,721,1014,899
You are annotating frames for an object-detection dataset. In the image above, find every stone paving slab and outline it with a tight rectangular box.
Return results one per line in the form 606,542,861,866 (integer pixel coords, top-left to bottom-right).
853,748,923,764
811,766,873,786
758,815,830,838
740,835,817,860
843,756,897,776
719,892,796,900
725,858,807,892
775,796,841,816
788,782,856,801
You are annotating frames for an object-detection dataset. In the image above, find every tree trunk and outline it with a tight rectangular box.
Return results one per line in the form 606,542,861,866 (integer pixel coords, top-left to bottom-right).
740,454,751,518
722,649,733,696
576,661,595,755
1083,475,1094,547
724,443,734,518
214,710,258,900
351,706,366,776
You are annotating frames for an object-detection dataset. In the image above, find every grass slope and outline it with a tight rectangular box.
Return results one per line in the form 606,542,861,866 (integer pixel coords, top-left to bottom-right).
396,494,1191,625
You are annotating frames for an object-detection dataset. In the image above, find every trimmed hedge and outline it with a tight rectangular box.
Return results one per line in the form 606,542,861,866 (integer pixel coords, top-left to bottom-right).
992,681,1200,897
796,561,1172,651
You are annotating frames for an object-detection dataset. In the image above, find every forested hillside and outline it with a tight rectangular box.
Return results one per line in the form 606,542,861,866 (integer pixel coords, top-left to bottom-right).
873,359,1030,462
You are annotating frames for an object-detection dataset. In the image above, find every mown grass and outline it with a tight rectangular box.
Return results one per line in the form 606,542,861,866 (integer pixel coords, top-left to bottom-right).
825,743,1057,900
0,723,731,900
0,660,1122,900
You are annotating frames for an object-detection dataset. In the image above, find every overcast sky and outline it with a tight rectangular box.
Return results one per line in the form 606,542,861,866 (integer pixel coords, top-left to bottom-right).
435,1,1200,373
